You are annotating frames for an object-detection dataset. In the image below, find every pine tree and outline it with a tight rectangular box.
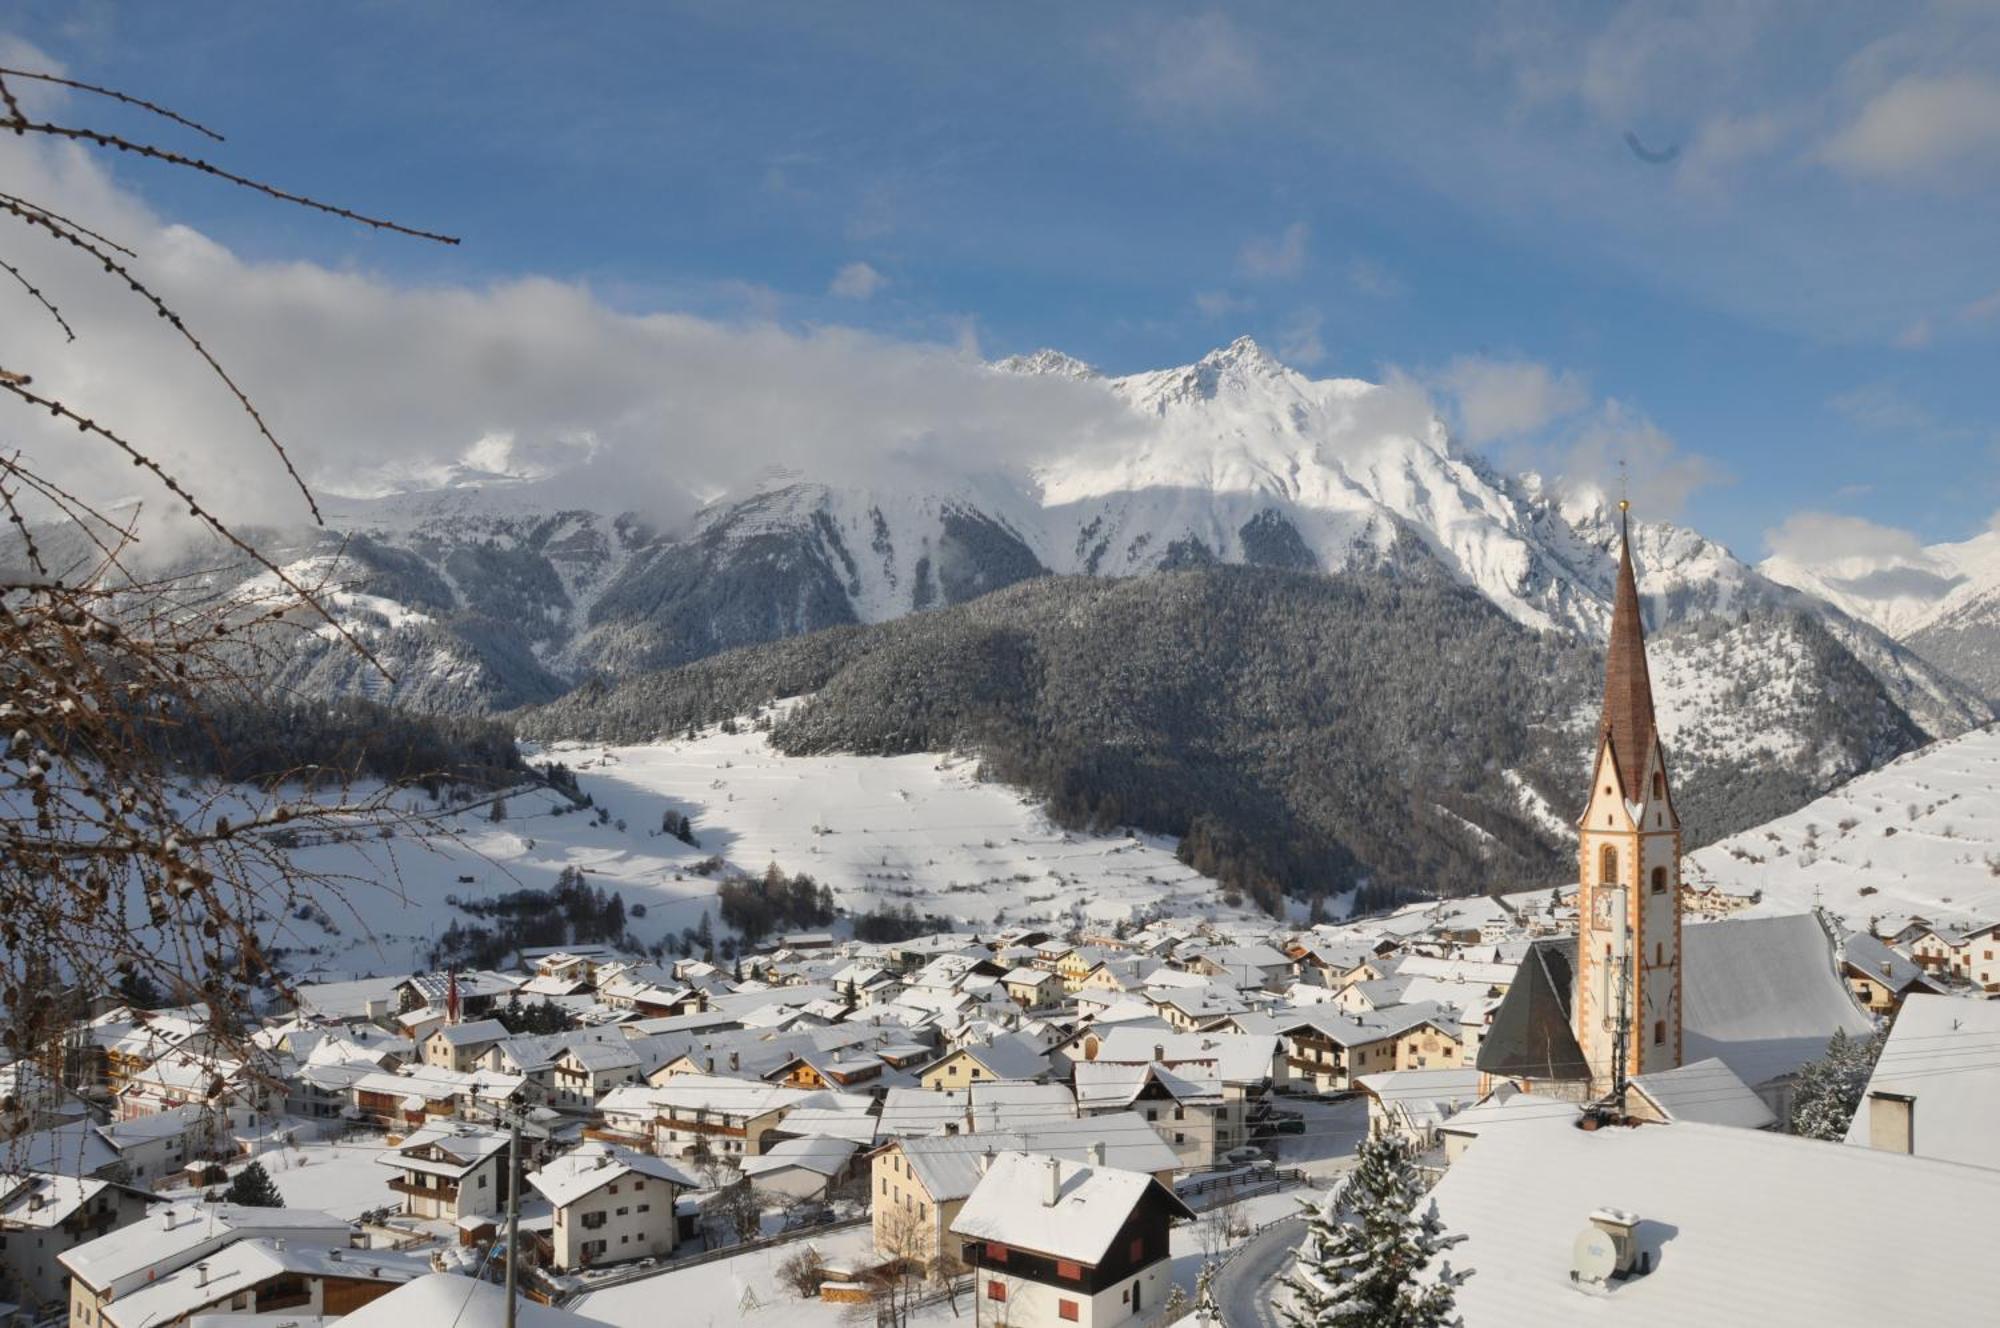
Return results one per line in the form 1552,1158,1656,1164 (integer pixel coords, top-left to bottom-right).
1282,1129,1467,1328
224,1161,285,1208
1788,1026,1885,1140
488,795,507,822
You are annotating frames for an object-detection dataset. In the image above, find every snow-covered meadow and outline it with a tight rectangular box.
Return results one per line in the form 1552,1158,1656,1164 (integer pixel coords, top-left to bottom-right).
260,724,1240,979
1687,723,2000,928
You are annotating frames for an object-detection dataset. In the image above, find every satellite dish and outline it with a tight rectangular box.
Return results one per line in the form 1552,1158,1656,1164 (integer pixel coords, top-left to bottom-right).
1571,1228,1618,1285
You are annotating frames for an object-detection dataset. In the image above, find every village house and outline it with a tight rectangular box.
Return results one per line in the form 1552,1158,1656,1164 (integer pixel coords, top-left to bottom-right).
1845,993,2000,1170
1276,1003,1466,1093
1002,968,1065,1010
952,1152,1194,1328
0,1173,153,1315
527,1142,702,1272
1073,1061,1226,1168
917,1035,1051,1090
1840,932,1943,1014
739,1135,858,1203
377,1123,514,1222
550,1042,643,1107
94,1239,427,1328
593,1075,810,1159
61,1203,354,1328
420,1020,511,1073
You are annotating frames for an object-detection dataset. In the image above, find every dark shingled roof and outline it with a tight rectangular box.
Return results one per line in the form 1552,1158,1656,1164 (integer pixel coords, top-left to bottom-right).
1475,937,1588,1083
1600,506,1658,797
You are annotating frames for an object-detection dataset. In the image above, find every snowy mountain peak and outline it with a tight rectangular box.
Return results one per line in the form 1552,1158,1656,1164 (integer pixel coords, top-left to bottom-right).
993,348,1100,380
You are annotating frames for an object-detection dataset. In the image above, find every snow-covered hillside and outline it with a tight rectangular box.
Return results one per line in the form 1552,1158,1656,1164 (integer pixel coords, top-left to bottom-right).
1685,724,2000,929
264,725,1245,980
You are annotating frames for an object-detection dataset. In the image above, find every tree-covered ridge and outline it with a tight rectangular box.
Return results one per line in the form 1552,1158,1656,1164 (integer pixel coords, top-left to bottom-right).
148,694,526,790
521,566,1931,913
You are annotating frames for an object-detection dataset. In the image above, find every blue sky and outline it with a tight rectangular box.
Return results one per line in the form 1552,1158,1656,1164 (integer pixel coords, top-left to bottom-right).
7,1,2000,559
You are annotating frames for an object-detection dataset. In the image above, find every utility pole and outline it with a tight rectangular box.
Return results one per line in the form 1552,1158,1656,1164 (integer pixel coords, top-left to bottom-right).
1611,925,1632,1117
503,1113,521,1328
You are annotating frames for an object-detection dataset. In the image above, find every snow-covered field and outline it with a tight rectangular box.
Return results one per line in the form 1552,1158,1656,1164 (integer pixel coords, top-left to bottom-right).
261,724,1238,979
1686,723,2000,928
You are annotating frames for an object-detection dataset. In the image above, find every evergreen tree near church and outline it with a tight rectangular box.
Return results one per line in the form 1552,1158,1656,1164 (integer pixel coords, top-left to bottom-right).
1788,1025,1886,1140
1282,1129,1467,1328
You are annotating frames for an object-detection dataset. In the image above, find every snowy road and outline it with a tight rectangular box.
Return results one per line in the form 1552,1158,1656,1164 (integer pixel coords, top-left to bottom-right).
1215,1216,1306,1328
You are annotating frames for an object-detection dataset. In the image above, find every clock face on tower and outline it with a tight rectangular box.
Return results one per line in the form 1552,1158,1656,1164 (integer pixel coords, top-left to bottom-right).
1591,887,1618,932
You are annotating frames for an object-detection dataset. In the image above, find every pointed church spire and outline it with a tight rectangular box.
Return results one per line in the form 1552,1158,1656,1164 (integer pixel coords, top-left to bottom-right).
1600,501,1657,796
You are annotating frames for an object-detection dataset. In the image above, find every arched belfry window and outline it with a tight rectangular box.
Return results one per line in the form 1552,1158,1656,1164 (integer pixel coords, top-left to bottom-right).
1600,844,1619,885
1652,771,1665,799
1651,866,1668,895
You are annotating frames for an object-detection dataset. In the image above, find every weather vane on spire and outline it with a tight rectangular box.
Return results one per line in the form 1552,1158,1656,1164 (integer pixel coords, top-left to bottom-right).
1617,457,1630,513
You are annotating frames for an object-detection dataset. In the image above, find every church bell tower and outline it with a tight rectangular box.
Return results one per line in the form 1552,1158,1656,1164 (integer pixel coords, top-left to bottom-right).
1574,502,1683,1099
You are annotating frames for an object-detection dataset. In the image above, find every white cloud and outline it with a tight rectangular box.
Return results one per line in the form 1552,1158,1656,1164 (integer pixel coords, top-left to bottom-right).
0,131,1140,551
1434,356,1590,445
1764,511,1925,565
828,260,887,300
1552,400,1722,519
1822,73,2000,183
1237,222,1308,280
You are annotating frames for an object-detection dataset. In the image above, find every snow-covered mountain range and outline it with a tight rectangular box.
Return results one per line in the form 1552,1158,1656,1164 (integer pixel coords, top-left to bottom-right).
1762,525,2000,703
173,337,1977,744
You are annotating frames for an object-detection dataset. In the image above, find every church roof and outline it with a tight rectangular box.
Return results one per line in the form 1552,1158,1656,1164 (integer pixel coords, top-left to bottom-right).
1474,938,1588,1083
1600,505,1658,797
1477,915,1872,1092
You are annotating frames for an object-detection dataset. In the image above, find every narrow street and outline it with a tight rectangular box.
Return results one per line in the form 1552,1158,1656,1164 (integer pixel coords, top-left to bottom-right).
1214,1215,1307,1328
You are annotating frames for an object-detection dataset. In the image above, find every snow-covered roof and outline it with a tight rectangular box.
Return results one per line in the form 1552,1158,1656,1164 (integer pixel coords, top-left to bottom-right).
381,1123,512,1177
332,1271,606,1326
0,1172,108,1228
740,1135,857,1179
1431,1110,2000,1326
101,1238,427,1328
951,1152,1190,1265
526,1142,701,1209
1842,993,2000,1171
60,1204,353,1296
1355,1067,1484,1129
774,1107,879,1147
428,1019,510,1047
1629,1057,1777,1130
1087,1028,1280,1084
1681,914,1873,1088
1073,1060,1223,1110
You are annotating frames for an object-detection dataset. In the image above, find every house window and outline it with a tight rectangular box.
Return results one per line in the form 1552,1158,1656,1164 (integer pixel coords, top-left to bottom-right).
1130,1237,1145,1263
989,1244,1008,1264
1057,1259,1083,1280
1060,1299,1080,1321
479,1174,488,1188
1600,845,1619,885
1650,866,1667,895
1655,942,1663,966
1653,1020,1666,1046
987,1281,1006,1302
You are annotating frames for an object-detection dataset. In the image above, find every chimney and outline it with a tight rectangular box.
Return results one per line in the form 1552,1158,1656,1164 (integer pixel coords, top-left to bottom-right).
1042,1156,1062,1207
729,1051,740,1072
329,1249,343,1262
979,1147,995,1176
1088,1141,1105,1167
273,1238,285,1252
1867,1091,1915,1155
1153,1044,1165,1063
160,1207,179,1231
196,1261,211,1288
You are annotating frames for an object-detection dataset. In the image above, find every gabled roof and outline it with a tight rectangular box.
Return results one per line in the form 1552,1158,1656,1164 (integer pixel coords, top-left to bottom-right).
1840,931,1939,993
429,1019,510,1047
526,1142,701,1208
950,1152,1192,1265
1432,1109,2000,1326
740,1136,857,1179
1073,1060,1223,1110
1474,938,1589,1082
1842,993,2000,1170
1629,1057,1776,1130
